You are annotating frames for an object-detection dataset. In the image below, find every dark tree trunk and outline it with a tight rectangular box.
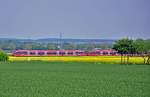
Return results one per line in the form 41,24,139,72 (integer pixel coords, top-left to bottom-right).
124,55,126,64
144,57,146,64
121,54,123,64
127,54,129,64
123,55,126,64
147,55,150,64
147,58,150,64
141,53,146,64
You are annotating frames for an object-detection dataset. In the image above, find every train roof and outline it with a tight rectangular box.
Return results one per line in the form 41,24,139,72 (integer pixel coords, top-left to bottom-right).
14,50,84,52
14,49,117,52
94,49,117,52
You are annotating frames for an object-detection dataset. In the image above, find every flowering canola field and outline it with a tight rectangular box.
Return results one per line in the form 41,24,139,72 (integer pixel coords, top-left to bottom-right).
9,56,144,64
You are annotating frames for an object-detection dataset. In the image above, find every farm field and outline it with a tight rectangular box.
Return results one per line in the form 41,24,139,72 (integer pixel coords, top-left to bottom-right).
9,56,144,64
0,62,149,97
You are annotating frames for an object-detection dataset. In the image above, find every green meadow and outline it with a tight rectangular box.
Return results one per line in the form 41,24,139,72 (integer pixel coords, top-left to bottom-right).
0,62,149,97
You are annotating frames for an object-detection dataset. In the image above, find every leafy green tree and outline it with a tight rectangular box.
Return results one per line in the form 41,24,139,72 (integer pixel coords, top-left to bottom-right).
134,39,147,63
76,44,86,50
64,43,76,50
23,44,33,50
144,40,150,64
100,44,109,50
113,38,135,64
47,43,57,50
86,44,95,50
133,39,150,64
134,39,145,53
32,43,47,50
0,51,8,61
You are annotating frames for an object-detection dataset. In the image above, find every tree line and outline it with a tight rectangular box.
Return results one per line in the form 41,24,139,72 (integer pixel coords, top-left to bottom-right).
113,38,150,64
0,41,112,52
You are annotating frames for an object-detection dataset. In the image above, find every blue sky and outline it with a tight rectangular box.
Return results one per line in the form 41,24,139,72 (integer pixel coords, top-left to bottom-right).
0,0,150,39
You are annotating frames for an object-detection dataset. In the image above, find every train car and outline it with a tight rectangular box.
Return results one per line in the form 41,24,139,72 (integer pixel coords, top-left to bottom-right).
12,49,119,56
80,49,118,56
12,50,85,57
92,49,119,56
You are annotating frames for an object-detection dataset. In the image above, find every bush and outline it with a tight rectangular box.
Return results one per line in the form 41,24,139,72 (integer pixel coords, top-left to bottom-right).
0,51,9,61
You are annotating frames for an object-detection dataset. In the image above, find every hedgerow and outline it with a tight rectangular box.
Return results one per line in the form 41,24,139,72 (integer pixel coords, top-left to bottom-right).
0,51,9,61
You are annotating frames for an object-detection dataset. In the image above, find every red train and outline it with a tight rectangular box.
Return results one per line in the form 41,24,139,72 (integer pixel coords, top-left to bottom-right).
12,49,119,56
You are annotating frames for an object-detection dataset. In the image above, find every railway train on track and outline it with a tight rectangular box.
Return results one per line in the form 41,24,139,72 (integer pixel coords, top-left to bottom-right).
12,49,119,56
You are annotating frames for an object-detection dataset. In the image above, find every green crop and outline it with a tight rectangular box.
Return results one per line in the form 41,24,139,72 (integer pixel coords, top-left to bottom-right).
0,62,149,97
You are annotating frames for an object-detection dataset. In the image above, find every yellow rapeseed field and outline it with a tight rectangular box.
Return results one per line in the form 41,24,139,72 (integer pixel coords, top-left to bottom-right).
9,56,144,64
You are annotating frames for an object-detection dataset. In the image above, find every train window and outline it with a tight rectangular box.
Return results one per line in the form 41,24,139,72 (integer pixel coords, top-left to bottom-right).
76,52,83,54
15,52,20,54
15,52,27,54
38,52,45,55
90,52,96,54
110,52,116,55
59,52,65,55
96,52,101,54
103,52,108,55
47,52,57,55
68,52,73,55
75,52,79,54
30,52,36,55
23,52,28,54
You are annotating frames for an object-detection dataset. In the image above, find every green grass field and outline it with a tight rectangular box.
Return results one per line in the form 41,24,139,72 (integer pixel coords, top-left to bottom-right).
0,62,150,97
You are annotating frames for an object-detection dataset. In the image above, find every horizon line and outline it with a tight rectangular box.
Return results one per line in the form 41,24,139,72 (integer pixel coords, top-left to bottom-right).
0,37,148,40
